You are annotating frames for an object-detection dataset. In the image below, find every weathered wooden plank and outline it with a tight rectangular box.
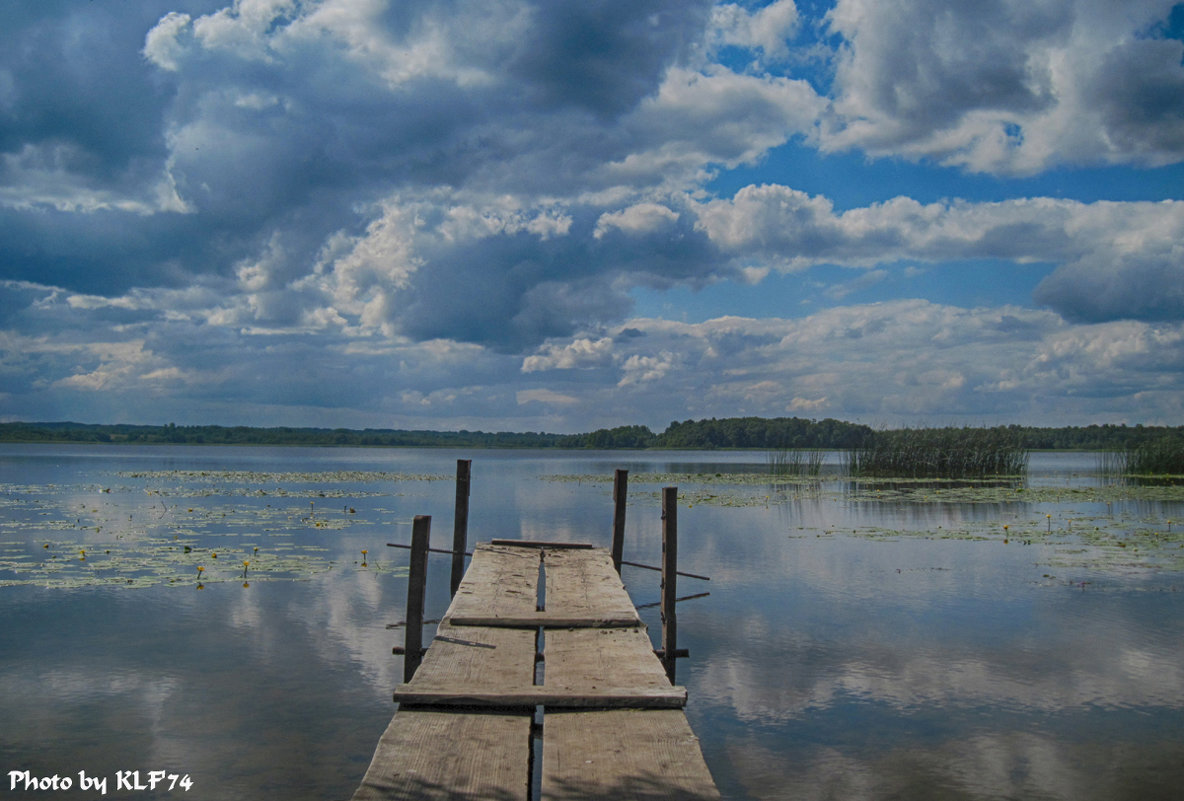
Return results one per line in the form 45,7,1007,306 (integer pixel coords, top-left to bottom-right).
391,685,687,709
350,709,529,801
443,544,540,622
448,613,641,629
398,621,536,697
542,547,639,624
541,709,720,801
490,539,595,549
354,541,719,801
543,627,672,694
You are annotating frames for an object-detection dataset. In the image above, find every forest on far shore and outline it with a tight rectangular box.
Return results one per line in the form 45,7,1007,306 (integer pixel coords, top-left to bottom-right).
1,418,1181,452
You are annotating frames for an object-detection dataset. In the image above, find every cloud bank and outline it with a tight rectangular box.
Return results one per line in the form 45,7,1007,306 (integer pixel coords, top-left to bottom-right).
2,0,1182,429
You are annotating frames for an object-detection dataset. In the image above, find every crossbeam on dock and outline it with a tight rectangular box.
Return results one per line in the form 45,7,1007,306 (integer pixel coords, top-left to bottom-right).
350,542,719,800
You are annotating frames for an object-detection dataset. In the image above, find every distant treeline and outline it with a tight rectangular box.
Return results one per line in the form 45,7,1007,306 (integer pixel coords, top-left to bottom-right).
0,418,1181,451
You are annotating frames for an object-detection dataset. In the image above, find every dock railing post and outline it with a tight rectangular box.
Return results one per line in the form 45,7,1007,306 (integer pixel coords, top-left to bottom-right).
404,515,431,682
661,486,678,683
611,469,628,574
450,459,471,597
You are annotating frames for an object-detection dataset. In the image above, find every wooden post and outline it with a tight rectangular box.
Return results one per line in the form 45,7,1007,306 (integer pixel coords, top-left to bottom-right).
611,469,628,574
404,515,431,682
661,486,678,683
450,459,472,597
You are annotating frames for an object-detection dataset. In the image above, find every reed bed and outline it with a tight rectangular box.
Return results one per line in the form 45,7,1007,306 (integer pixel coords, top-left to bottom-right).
767,449,826,477
1096,435,1184,478
1096,449,1129,481
1118,434,1184,476
845,427,1029,478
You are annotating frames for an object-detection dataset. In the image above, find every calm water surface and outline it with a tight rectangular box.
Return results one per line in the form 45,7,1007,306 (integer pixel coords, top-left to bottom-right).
1,445,1182,800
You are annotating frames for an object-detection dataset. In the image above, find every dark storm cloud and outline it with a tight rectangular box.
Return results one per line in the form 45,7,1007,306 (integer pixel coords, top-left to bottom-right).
1034,250,1184,324
507,0,713,115
1088,37,1184,157
0,2,172,173
0,0,264,293
381,202,727,350
0,1,232,209
0,209,220,293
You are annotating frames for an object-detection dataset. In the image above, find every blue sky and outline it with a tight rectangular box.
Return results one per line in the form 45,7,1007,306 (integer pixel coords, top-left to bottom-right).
2,0,1183,433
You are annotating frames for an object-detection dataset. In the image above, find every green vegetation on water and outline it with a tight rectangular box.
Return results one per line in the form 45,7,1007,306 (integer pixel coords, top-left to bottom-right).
768,449,826,477
846,427,1030,478
1099,433,1184,477
0,469,425,589
2,459,1182,588
547,470,1184,573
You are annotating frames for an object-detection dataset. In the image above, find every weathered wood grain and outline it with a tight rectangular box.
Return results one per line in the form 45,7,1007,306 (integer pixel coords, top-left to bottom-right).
352,542,719,801
443,544,540,622
350,709,529,801
398,621,535,697
490,539,594,549
391,685,687,709
542,547,639,624
543,627,671,694
448,613,640,628
541,709,720,801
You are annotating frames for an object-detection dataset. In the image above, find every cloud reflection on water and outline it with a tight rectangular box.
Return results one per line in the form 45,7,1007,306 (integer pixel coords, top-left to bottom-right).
725,732,1184,801
3,446,1183,801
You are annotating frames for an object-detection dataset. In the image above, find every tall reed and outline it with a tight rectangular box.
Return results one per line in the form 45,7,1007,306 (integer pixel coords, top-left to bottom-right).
768,448,826,477
1096,450,1127,481
1123,434,1184,475
847,427,1029,478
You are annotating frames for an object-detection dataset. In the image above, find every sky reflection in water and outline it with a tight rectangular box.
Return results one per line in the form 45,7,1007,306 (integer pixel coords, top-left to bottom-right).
1,445,1182,800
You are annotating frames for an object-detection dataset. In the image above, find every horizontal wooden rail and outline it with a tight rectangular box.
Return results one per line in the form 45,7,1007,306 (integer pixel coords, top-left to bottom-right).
386,542,472,557
449,613,641,629
386,618,442,630
636,592,711,610
620,559,711,581
393,685,687,709
489,539,595,549
386,541,711,579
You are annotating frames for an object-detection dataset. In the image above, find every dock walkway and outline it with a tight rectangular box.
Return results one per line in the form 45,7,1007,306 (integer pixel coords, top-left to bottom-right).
350,541,720,800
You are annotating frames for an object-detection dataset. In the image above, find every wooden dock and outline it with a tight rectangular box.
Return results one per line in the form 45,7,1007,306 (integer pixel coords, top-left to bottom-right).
349,539,720,800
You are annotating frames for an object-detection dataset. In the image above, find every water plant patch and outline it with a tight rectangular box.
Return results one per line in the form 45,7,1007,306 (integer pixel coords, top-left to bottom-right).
0,470,421,588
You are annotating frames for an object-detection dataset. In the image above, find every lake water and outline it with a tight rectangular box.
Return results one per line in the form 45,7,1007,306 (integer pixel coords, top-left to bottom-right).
2,444,1183,800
